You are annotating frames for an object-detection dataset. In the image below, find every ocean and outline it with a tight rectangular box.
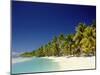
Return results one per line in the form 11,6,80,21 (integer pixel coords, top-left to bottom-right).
12,57,60,74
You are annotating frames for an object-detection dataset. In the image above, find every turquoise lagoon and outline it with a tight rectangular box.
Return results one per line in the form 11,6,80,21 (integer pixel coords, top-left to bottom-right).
12,57,60,74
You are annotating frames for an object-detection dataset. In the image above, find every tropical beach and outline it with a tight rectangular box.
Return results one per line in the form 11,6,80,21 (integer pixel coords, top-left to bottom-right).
12,56,95,74
12,1,96,74
12,22,96,73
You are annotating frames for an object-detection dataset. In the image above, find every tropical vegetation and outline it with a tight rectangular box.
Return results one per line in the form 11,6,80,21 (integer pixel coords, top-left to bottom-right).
20,21,96,57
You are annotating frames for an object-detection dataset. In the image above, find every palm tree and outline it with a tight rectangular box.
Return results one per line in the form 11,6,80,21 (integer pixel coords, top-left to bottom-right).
80,26,96,56
73,23,87,56
66,34,74,56
61,40,69,56
52,36,60,56
44,44,49,56
58,34,65,55
47,42,54,56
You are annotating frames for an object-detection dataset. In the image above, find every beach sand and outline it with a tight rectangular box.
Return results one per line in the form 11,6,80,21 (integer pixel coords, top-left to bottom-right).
47,56,95,70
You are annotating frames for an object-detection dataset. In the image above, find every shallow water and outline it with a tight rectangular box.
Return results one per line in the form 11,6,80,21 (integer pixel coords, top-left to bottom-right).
12,57,60,74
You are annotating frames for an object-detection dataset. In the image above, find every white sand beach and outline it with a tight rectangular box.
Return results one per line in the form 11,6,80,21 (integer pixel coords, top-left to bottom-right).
47,56,95,70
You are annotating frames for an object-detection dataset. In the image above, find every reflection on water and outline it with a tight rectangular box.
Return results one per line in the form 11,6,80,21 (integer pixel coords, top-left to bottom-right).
12,57,60,74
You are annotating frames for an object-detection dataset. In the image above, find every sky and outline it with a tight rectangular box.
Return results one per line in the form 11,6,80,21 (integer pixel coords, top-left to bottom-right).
12,1,96,53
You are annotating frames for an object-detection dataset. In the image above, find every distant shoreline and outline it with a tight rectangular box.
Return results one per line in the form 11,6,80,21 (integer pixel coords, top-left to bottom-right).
12,57,33,64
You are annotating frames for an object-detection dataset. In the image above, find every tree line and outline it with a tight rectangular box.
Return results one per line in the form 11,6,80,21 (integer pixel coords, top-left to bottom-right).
20,21,96,57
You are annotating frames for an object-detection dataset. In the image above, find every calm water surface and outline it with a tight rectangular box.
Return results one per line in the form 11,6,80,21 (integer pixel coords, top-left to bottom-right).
12,57,60,74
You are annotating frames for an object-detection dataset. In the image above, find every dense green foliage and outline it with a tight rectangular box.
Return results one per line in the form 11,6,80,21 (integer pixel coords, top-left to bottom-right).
20,21,96,57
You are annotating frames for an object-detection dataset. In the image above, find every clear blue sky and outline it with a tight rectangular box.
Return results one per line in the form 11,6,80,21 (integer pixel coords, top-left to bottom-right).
12,1,96,53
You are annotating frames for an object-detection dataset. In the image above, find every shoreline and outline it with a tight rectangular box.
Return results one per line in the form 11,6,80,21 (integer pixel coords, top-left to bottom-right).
12,56,95,63
12,56,95,70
